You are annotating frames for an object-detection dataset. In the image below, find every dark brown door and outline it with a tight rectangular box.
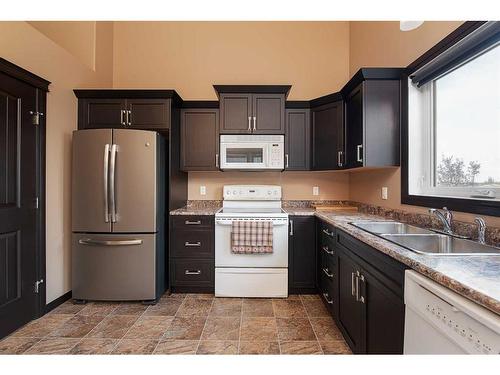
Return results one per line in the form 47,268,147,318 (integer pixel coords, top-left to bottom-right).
252,93,285,134
180,109,219,171
345,84,364,168
79,98,126,129
288,217,316,292
127,99,170,129
337,250,365,353
0,72,39,338
285,109,310,170
219,93,252,134
312,101,343,170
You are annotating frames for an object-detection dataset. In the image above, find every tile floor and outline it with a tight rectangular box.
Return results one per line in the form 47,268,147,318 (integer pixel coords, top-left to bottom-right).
0,293,351,355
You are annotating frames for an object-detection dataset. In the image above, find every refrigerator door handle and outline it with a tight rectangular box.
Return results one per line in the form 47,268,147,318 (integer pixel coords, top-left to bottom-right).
103,144,110,223
78,238,143,246
109,144,118,223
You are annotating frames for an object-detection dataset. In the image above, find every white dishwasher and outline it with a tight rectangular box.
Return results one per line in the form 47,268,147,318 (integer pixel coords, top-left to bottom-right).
404,270,500,354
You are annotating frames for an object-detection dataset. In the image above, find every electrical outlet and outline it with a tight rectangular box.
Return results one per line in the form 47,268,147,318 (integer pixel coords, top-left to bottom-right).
313,186,319,196
381,186,388,200
200,186,206,196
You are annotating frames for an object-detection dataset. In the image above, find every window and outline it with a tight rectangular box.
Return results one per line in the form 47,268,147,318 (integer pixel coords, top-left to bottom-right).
404,21,500,216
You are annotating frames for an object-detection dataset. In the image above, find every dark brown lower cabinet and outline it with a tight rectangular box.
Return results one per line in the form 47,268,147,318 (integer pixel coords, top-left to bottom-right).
170,215,215,293
288,216,316,293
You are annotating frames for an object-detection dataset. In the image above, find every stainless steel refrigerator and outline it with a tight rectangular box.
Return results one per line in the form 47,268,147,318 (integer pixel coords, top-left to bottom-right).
71,128,166,302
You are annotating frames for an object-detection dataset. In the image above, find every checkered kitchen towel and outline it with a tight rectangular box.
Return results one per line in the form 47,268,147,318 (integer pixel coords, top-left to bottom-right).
231,220,273,254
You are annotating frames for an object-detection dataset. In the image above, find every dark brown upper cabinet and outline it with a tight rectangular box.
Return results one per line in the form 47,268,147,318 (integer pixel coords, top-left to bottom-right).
180,107,219,171
285,108,310,170
74,90,182,131
214,85,290,134
311,99,344,170
342,68,403,169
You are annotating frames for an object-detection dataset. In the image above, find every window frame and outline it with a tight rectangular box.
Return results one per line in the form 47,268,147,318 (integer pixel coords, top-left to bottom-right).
401,21,500,217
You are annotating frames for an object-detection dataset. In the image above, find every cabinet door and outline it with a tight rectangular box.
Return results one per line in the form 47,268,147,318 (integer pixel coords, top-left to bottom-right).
219,93,252,134
285,109,310,170
127,99,170,129
78,98,126,129
311,101,344,170
252,93,285,134
288,216,316,292
345,84,364,168
337,250,365,353
361,267,405,354
180,109,219,171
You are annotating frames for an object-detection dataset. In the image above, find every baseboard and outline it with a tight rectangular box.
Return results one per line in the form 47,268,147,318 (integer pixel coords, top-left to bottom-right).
44,290,72,314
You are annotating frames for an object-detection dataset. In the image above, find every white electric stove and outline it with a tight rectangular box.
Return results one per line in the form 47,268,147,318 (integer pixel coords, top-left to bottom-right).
215,185,289,298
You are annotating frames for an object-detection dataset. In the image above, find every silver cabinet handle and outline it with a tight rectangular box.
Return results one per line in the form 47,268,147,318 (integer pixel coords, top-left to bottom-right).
109,144,117,223
285,154,289,168
103,144,110,223
215,154,219,168
322,246,334,255
356,144,363,163
351,272,356,297
248,116,251,131
322,229,333,237
253,116,256,131
127,110,132,126
337,150,344,167
120,110,126,126
185,220,201,225
289,220,293,236
358,273,365,304
323,292,333,305
184,241,201,247
185,270,201,275
322,268,333,279
79,239,143,246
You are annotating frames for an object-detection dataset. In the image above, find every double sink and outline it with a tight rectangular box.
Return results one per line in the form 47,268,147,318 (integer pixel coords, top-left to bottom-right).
350,221,500,256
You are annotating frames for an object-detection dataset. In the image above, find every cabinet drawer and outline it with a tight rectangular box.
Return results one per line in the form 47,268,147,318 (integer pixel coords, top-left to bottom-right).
171,230,214,258
172,215,214,229
319,272,335,313
171,259,214,287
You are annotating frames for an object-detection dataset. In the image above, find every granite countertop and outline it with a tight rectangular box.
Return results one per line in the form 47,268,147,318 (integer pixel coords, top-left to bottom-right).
169,204,500,315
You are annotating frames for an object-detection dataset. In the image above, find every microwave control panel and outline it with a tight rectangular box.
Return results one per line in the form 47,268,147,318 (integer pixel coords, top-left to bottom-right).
269,143,284,168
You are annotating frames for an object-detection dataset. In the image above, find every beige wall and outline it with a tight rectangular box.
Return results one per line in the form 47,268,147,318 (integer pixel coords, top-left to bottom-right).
188,171,349,201
348,21,500,228
112,21,350,99
0,21,114,303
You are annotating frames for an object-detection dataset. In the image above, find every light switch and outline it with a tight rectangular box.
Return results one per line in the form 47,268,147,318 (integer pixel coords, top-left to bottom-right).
313,186,319,196
381,187,388,200
200,186,206,196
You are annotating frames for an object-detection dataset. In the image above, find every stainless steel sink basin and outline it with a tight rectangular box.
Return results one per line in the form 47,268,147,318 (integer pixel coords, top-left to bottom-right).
381,234,500,255
351,221,432,235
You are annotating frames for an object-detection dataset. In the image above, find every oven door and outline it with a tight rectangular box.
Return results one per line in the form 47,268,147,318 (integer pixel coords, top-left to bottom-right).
215,217,288,267
220,142,268,170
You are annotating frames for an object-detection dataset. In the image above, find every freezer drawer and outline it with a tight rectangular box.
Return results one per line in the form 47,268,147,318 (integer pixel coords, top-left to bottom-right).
72,233,157,301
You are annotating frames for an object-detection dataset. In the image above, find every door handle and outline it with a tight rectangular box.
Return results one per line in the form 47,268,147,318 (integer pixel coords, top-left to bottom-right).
289,220,293,236
322,229,333,237
120,110,126,126
322,292,333,305
358,273,365,304
285,154,289,168
185,220,201,225
103,144,110,223
248,116,251,131
337,151,343,167
253,116,256,131
185,270,201,275
356,144,363,163
322,246,334,255
215,154,219,168
109,144,117,223
184,241,201,247
79,238,143,246
322,268,333,279
127,110,132,126
351,272,356,297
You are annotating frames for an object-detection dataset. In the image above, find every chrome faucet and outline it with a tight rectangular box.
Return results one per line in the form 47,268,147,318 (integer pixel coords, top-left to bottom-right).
429,207,453,234
474,217,486,244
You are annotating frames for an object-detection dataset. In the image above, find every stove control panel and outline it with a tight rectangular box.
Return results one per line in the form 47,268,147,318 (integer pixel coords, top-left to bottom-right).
223,185,282,200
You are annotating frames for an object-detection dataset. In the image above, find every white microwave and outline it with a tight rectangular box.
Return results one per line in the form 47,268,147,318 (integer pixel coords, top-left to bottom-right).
220,135,284,170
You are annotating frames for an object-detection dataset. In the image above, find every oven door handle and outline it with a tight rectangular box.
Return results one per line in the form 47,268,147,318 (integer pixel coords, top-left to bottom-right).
215,220,288,226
